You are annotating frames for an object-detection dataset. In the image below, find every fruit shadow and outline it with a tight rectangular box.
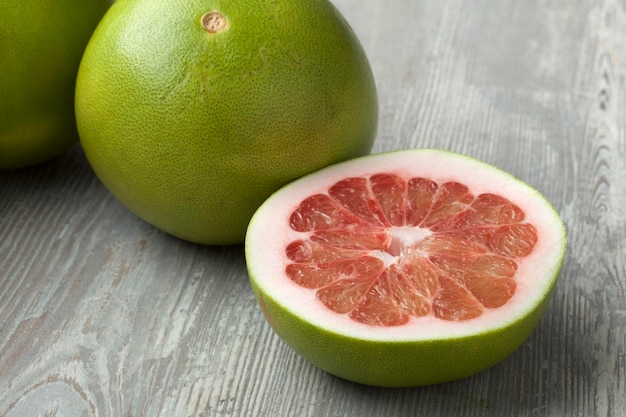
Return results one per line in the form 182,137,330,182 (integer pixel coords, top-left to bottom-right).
0,142,97,203
0,141,250,287
317,363,520,415
316,305,582,416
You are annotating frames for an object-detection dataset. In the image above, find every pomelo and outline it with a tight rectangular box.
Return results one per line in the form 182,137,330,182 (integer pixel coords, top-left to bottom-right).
75,0,377,245
0,0,110,170
245,149,567,387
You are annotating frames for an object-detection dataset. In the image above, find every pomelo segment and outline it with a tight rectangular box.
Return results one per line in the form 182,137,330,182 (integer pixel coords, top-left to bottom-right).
245,149,567,387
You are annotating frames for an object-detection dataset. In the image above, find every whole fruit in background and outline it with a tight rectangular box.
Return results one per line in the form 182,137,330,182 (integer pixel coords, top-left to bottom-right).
246,149,567,387
75,0,378,245
0,0,110,170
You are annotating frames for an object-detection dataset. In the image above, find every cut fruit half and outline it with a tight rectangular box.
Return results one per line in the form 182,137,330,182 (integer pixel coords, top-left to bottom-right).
245,149,567,387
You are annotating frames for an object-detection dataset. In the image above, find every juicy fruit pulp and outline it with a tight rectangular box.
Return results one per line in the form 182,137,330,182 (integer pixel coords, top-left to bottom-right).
286,175,537,326
75,0,377,245
246,149,567,387
0,0,110,170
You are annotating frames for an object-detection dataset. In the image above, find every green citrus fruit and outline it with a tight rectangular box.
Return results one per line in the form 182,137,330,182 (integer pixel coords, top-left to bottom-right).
75,0,378,245
246,149,567,387
0,0,110,170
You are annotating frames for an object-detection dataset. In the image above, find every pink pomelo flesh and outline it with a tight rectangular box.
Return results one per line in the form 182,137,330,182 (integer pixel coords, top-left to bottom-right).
286,175,537,326
246,149,566,386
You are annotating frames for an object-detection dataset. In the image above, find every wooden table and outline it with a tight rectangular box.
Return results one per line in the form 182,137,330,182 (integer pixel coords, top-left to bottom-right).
2,0,625,415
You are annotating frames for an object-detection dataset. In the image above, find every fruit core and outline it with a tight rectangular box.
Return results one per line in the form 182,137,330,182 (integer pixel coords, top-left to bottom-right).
285,173,538,327
201,11,227,33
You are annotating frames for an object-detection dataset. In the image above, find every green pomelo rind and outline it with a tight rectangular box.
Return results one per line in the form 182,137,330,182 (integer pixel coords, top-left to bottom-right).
0,0,110,170
75,0,377,245
245,149,567,387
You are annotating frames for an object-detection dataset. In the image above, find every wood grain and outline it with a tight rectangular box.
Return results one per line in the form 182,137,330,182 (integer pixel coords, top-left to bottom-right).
2,0,625,416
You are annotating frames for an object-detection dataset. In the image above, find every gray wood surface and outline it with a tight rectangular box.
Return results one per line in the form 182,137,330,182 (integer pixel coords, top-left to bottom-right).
2,0,625,415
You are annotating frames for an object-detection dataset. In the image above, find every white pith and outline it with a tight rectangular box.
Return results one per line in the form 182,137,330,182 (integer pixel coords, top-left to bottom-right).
386,226,432,257
246,149,566,342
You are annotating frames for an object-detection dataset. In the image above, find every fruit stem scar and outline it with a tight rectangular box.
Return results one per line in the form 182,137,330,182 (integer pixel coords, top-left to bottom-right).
201,11,227,33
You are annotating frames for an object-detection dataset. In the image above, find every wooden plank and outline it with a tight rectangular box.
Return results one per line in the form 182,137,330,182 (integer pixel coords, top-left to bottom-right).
1,0,625,415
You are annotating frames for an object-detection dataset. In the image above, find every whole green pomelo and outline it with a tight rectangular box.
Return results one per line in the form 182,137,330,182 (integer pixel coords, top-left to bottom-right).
75,0,378,245
0,0,110,170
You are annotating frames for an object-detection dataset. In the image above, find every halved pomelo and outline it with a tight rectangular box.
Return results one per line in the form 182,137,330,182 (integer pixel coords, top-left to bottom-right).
245,149,567,387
